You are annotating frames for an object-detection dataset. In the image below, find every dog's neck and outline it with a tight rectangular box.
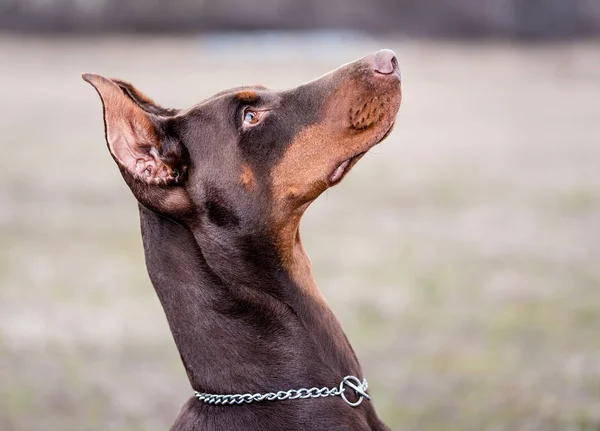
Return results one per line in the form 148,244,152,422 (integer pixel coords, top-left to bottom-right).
138,204,362,395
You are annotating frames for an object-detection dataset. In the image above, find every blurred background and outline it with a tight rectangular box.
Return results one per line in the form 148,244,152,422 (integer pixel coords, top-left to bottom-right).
1,1,599,430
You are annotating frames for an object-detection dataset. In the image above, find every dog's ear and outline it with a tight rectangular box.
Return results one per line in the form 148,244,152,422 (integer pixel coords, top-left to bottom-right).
110,78,179,117
82,73,187,186
83,73,192,215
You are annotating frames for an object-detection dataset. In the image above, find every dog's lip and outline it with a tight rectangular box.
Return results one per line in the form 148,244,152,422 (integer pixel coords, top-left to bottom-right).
327,120,396,186
328,152,366,185
380,120,395,141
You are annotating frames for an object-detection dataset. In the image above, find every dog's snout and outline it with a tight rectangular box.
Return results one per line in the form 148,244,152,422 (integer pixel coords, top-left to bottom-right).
371,49,399,76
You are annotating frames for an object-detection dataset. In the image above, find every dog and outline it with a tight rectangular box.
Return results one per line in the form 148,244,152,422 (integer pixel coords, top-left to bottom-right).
83,48,401,431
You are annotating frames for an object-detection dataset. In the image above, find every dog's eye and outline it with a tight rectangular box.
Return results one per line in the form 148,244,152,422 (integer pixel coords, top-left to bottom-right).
243,109,260,126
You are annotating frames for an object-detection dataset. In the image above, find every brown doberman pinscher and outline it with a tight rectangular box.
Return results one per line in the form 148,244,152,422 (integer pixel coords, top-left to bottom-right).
83,49,401,431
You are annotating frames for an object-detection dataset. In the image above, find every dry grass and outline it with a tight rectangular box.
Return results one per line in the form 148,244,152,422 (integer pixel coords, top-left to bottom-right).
1,35,599,430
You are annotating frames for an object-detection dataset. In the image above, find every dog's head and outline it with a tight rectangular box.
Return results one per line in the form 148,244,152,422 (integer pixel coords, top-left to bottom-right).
83,50,401,252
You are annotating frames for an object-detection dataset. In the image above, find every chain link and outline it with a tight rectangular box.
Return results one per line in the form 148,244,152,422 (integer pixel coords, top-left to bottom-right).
194,375,370,407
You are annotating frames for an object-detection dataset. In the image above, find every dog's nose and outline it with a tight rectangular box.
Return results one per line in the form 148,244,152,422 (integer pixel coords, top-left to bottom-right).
371,49,399,76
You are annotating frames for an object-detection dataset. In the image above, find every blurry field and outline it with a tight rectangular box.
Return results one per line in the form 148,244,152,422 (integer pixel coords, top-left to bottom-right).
1,35,599,431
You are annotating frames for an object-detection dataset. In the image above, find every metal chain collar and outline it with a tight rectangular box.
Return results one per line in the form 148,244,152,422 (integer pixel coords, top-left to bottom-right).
194,375,370,408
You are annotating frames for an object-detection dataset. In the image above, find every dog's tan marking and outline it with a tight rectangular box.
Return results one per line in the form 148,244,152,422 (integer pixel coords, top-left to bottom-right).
240,163,256,190
268,81,400,299
236,90,258,103
269,122,341,300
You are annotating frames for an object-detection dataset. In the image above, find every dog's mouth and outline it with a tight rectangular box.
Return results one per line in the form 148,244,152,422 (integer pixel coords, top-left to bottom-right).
327,121,396,186
328,152,367,185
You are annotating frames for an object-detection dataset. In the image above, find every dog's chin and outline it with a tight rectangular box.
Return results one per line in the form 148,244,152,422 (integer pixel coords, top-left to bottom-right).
327,121,396,186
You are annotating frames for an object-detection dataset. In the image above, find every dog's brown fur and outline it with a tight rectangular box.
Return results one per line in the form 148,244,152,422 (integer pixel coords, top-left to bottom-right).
83,50,401,431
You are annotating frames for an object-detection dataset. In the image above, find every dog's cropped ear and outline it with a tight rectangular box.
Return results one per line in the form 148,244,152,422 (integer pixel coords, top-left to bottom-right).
82,73,187,186
110,78,179,117
83,73,193,216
